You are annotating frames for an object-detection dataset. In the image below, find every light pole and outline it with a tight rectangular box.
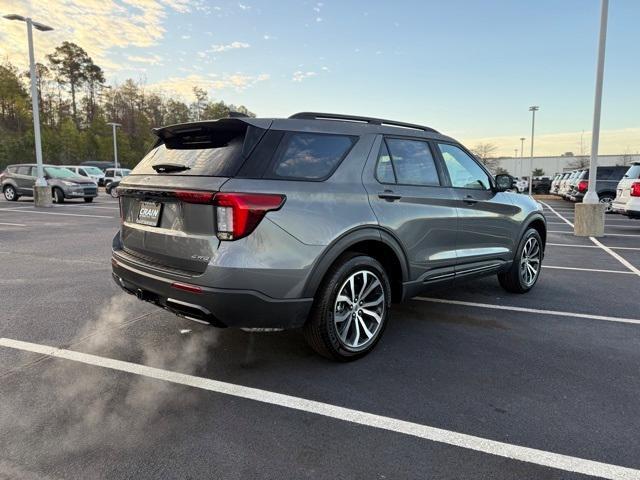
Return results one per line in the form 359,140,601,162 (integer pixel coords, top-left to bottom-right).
528,106,539,195
519,137,525,177
584,0,608,205
4,14,53,206
107,122,121,170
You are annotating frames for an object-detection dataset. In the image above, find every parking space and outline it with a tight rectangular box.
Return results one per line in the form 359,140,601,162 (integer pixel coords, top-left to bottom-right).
2,195,640,479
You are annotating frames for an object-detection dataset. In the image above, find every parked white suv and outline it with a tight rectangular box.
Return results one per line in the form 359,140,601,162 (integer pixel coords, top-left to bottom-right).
103,168,131,187
612,163,640,219
61,165,104,185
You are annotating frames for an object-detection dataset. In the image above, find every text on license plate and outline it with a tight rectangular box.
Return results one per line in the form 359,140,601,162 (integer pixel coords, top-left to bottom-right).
137,201,162,226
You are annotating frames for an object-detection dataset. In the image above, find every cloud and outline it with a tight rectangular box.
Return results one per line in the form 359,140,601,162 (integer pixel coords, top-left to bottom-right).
292,71,317,82
210,41,250,53
127,54,164,65
147,73,270,98
0,0,190,74
238,2,250,10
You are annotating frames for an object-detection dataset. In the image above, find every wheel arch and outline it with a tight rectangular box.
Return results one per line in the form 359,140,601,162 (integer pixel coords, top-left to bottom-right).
302,226,409,303
522,213,547,250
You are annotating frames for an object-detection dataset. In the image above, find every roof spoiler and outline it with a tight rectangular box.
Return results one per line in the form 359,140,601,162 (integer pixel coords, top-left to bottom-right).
152,117,272,141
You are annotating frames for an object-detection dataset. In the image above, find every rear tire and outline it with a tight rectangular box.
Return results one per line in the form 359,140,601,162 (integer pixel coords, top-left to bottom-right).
498,228,543,293
53,188,65,203
84,197,93,203
599,193,615,213
3,185,19,201
303,253,391,361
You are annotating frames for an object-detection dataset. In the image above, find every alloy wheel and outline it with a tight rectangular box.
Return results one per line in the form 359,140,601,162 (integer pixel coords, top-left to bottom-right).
333,270,386,351
520,237,541,287
599,196,613,213
4,187,15,200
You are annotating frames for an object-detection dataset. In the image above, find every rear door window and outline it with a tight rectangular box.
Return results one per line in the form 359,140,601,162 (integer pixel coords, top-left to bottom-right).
379,138,440,186
268,132,356,180
16,167,31,175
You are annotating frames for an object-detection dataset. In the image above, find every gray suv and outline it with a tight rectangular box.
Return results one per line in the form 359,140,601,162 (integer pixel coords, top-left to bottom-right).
1,164,98,203
112,113,546,360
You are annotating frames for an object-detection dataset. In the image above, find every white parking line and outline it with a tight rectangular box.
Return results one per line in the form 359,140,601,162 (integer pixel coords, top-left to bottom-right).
416,297,640,326
548,243,640,251
0,208,114,219
549,231,640,237
541,201,640,277
1,337,638,480
0,222,26,227
544,265,634,275
53,204,119,210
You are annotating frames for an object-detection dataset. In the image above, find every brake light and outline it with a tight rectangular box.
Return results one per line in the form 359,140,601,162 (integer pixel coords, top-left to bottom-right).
176,190,215,204
631,182,640,197
577,180,589,193
213,193,285,240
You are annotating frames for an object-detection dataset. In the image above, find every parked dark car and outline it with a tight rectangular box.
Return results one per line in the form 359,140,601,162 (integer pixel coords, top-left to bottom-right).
1,164,98,203
568,166,629,212
532,177,552,194
105,180,120,198
111,112,546,360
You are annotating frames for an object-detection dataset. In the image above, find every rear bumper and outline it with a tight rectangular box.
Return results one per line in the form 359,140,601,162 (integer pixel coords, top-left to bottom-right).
111,253,313,329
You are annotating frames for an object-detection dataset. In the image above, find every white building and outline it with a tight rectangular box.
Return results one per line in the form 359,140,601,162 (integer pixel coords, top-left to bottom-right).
496,154,640,177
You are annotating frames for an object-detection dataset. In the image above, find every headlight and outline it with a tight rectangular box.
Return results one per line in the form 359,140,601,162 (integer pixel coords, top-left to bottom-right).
62,181,77,186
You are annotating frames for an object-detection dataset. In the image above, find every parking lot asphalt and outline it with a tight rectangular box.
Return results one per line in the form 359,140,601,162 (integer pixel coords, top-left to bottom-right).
1,195,640,480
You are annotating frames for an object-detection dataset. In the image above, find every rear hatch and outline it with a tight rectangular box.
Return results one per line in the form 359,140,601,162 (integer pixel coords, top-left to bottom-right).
117,118,270,274
616,164,640,204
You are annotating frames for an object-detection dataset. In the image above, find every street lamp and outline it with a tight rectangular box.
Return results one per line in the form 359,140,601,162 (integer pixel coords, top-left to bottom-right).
4,14,53,206
584,0,608,205
107,122,121,170
528,106,539,195
519,137,525,177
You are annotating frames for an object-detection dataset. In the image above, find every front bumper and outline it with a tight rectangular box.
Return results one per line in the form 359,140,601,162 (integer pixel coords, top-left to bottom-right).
64,185,98,198
111,253,313,329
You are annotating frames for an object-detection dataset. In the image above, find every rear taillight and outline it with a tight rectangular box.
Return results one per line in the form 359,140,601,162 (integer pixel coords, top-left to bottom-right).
213,193,285,240
176,190,215,204
631,182,640,197
577,180,589,193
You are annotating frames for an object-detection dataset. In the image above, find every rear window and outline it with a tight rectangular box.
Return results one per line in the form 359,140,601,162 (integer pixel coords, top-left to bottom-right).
132,122,265,177
624,165,640,179
268,132,357,180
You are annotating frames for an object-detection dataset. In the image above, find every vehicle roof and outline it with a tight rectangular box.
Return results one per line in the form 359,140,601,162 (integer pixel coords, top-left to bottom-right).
154,112,458,144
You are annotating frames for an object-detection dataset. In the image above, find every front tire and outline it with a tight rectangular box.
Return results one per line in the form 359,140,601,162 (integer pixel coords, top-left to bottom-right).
303,253,391,361
53,188,65,203
3,185,19,201
498,228,543,293
84,197,94,203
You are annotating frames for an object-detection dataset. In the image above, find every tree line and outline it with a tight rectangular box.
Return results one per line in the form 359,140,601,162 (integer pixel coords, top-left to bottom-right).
0,41,254,170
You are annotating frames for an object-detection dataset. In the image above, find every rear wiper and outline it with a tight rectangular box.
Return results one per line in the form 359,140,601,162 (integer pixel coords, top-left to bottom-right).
152,163,190,173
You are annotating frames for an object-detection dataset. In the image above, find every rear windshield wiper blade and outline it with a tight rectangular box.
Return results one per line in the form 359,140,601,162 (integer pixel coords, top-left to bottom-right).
152,163,191,173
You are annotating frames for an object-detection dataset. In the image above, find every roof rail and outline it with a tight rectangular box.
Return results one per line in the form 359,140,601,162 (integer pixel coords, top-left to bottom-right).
289,112,439,133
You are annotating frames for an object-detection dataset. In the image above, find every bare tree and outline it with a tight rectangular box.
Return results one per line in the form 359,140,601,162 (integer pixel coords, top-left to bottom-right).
471,143,499,171
568,156,590,169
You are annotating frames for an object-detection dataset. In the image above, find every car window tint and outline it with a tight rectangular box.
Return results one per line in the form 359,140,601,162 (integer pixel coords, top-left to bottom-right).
385,139,439,186
78,169,88,176
596,167,613,179
376,141,396,183
439,143,491,190
271,132,356,180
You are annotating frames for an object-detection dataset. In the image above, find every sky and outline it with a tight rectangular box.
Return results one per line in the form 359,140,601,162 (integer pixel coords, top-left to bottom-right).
1,0,639,156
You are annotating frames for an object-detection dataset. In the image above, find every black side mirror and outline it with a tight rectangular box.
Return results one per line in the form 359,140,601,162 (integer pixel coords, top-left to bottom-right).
495,174,515,192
